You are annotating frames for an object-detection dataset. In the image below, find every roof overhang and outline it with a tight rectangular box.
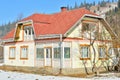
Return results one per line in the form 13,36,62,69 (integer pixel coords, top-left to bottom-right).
17,20,33,24
36,34,63,41
2,38,14,43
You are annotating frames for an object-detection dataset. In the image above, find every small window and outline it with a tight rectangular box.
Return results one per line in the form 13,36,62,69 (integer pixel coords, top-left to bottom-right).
99,46,106,58
82,22,98,39
36,48,44,58
64,47,70,58
108,47,114,56
20,46,28,59
80,45,90,60
24,26,35,41
54,48,60,58
9,47,16,59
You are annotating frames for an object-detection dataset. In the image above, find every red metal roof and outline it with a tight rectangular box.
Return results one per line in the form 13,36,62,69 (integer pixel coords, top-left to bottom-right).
2,29,15,39
2,8,98,39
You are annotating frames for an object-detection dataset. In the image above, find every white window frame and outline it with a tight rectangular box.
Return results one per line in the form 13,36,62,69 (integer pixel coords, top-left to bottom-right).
9,47,16,59
20,46,28,59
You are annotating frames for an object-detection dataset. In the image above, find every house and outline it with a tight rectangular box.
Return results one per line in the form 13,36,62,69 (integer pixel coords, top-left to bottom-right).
2,7,117,74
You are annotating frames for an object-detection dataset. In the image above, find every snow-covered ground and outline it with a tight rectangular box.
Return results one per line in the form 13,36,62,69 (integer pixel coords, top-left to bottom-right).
0,70,119,80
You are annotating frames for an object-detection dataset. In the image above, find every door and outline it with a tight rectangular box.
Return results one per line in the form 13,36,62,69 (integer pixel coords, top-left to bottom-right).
45,48,52,66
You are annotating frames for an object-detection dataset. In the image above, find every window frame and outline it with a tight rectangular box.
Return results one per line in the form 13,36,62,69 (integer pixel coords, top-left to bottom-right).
54,47,60,59
108,47,114,56
80,44,90,60
98,45,108,60
9,47,16,59
23,25,34,41
20,46,28,60
36,48,44,59
64,47,70,58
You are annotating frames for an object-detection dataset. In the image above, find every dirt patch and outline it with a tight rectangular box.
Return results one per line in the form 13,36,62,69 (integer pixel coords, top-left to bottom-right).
0,65,97,78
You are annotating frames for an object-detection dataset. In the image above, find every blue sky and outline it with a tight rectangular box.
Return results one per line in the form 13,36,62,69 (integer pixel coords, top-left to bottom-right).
0,0,116,25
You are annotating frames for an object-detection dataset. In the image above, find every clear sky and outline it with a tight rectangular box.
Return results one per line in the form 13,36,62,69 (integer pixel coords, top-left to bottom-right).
0,0,115,25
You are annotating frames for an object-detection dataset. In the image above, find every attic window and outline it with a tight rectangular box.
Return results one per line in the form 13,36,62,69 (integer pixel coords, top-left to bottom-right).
24,26,34,41
82,22,98,39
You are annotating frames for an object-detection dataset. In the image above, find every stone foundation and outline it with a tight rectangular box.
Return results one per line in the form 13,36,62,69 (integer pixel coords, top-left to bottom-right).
0,65,109,77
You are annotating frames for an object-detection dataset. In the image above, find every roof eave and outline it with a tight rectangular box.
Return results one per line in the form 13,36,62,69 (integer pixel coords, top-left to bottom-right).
17,20,33,24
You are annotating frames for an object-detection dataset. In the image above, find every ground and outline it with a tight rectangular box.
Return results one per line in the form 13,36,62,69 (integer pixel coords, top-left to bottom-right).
0,70,120,80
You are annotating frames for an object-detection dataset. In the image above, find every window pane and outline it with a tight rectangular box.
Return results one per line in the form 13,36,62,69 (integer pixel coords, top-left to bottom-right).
64,47,70,58
9,48,15,58
80,46,89,58
54,48,60,58
108,47,114,55
36,48,44,58
99,47,105,58
21,47,28,58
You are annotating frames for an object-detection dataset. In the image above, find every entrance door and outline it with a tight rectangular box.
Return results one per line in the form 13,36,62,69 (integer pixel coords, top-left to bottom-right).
45,48,52,66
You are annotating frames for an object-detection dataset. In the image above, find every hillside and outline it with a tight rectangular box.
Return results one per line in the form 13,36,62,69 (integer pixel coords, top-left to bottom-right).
0,21,16,38
106,9,120,38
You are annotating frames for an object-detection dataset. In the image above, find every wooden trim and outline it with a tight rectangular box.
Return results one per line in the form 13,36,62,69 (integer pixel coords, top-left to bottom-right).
9,46,16,60
99,58,109,60
79,44,91,60
44,46,52,48
22,25,24,42
80,44,90,46
80,58,90,60
34,43,36,66
23,24,32,27
20,46,28,60
82,20,98,24
5,37,112,45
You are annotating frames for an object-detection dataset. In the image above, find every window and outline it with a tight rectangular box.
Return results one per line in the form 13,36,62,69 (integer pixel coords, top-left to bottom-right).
9,47,16,59
64,47,70,58
54,48,60,58
108,47,114,56
99,46,106,59
82,22,98,39
24,26,34,41
20,46,28,59
36,48,44,58
80,45,90,60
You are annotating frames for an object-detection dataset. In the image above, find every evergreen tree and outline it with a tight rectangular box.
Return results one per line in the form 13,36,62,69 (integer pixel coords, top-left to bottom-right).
93,1,95,6
67,5,70,10
107,0,110,3
80,2,84,7
112,0,114,2
97,6,100,11
74,2,78,9
69,6,73,10
115,7,118,12
118,0,120,9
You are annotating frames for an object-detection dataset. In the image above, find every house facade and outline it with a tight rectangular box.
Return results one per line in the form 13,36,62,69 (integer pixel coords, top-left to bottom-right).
2,7,117,74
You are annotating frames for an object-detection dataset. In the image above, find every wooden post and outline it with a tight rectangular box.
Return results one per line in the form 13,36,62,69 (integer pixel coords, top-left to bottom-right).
59,34,63,74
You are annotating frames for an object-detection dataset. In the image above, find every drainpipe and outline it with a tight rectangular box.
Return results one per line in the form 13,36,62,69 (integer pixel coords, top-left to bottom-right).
59,34,63,74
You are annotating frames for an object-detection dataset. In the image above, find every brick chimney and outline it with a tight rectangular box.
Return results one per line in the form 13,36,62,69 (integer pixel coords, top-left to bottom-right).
61,7,67,12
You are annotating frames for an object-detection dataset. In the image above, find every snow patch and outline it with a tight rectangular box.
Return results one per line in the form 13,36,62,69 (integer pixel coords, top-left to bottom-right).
0,70,119,80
